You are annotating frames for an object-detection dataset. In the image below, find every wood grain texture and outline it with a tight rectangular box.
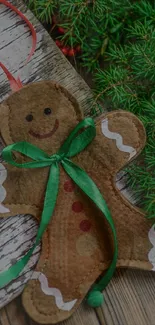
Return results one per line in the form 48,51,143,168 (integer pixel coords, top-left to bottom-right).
0,0,93,112
96,269,155,325
0,1,155,325
0,215,41,308
0,297,99,325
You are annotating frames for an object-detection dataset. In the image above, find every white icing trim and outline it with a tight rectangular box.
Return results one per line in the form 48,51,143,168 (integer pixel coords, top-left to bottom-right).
101,118,137,159
148,225,155,270
32,271,77,311
0,164,10,213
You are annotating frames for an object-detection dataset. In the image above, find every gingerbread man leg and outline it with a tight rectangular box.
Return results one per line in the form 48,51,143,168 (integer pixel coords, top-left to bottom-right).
22,171,110,324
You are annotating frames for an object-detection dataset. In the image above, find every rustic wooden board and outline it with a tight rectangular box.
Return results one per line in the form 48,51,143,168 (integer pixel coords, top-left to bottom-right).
1,270,155,325
0,0,93,109
0,298,99,325
0,215,41,308
96,269,155,325
0,1,155,325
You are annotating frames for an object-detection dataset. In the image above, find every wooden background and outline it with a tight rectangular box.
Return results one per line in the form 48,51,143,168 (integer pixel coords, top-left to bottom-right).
0,1,155,324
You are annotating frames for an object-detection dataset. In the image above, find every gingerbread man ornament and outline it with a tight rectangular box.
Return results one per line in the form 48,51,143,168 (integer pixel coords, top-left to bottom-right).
0,81,153,324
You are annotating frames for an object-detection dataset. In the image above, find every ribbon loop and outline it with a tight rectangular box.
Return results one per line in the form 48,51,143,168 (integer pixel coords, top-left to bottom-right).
0,117,118,306
2,142,51,169
58,117,96,158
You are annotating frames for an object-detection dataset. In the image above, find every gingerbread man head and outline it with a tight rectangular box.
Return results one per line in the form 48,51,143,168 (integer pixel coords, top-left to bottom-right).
0,81,153,324
0,81,82,154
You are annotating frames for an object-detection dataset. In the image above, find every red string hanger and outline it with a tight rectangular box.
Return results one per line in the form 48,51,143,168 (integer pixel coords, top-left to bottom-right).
0,0,37,91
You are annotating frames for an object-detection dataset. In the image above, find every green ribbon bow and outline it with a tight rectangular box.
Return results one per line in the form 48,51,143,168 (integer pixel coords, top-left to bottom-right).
0,117,118,307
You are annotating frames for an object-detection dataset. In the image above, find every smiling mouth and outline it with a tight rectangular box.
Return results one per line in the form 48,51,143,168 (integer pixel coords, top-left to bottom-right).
29,119,59,139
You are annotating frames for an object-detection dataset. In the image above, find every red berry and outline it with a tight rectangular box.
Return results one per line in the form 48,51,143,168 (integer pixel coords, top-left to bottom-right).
55,40,62,48
76,45,81,53
61,47,69,56
68,48,76,56
58,27,65,34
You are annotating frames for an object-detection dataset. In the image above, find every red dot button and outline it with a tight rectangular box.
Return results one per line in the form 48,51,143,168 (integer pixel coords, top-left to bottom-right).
64,179,75,192
80,219,92,232
72,201,83,213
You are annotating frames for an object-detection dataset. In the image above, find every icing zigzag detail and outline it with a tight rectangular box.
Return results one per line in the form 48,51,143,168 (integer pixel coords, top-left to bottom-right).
101,118,136,159
0,163,10,213
148,225,155,271
32,271,77,311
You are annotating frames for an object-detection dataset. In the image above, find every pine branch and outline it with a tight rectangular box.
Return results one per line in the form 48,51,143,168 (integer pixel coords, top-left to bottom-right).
28,0,57,22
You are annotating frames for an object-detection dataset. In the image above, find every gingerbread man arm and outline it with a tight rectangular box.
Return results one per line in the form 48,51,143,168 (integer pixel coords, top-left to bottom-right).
0,161,40,218
94,110,146,174
0,102,35,218
90,109,147,219
86,110,151,270
0,102,13,146
0,161,47,219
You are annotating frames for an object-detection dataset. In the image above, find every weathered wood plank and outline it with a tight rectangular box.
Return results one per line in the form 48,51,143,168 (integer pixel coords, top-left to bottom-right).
3,298,28,325
96,269,155,325
1,296,100,325
29,303,99,325
0,215,41,308
116,171,138,205
0,0,94,114
0,307,10,325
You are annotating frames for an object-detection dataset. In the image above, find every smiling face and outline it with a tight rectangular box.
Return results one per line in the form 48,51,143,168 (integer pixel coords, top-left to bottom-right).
0,81,82,154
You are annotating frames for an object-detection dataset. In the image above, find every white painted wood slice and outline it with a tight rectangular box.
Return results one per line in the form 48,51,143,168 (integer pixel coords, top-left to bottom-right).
0,214,41,308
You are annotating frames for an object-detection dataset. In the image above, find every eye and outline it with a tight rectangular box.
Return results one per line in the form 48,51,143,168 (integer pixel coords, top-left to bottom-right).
44,107,52,115
26,114,33,122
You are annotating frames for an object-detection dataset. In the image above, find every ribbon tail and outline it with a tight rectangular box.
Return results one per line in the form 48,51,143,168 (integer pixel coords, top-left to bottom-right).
62,159,118,292
0,246,34,288
0,62,22,92
0,163,59,288
36,162,60,240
